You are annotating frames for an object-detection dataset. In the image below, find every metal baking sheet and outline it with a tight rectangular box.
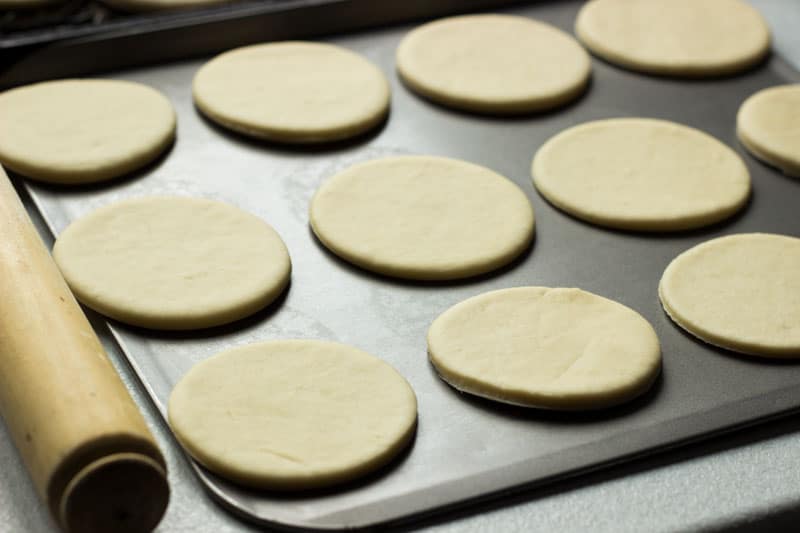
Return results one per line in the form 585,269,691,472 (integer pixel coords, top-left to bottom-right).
0,0,524,89
19,0,800,530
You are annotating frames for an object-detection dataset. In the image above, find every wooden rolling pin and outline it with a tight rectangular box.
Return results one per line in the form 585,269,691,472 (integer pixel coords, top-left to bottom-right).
0,167,169,533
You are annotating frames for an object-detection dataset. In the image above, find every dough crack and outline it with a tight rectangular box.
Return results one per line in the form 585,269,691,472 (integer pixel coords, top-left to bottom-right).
549,342,593,384
258,447,306,466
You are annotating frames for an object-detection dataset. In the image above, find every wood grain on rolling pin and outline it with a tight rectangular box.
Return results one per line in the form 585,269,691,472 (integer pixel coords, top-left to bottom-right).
0,166,169,533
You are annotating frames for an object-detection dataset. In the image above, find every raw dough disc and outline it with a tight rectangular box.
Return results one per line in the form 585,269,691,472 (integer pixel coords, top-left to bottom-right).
193,42,390,143
532,118,751,231
427,287,661,409
737,84,800,177
101,0,229,11
168,340,418,490
659,233,800,357
53,196,291,330
575,0,770,77
395,14,591,114
0,79,175,184
310,156,535,280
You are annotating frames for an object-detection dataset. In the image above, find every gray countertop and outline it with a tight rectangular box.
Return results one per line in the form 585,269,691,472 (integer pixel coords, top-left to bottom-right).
2,1,799,531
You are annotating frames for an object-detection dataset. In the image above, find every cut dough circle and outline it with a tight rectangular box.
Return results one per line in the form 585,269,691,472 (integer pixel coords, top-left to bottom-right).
532,118,751,231
310,156,535,280
428,287,661,410
659,233,800,357
396,14,591,114
193,42,390,143
575,0,770,77
737,84,800,177
0,79,175,184
168,340,418,490
53,196,291,330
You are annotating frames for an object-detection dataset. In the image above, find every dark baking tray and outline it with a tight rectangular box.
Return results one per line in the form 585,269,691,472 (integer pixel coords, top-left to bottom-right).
14,0,800,530
0,0,523,89
0,0,286,47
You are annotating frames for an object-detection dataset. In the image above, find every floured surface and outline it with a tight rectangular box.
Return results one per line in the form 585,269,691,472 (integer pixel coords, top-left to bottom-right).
428,287,662,409
168,340,417,490
396,14,590,113
53,196,291,330
0,79,175,184
576,0,770,76
193,42,390,143
532,118,751,231
737,84,800,176
310,156,534,280
659,233,800,357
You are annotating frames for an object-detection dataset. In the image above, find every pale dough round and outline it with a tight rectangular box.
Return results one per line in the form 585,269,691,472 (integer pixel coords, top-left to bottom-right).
659,233,800,358
427,287,661,410
575,0,770,77
310,156,535,280
396,14,591,114
168,340,418,490
53,196,291,330
532,118,751,231
737,84,800,177
193,42,390,143
0,79,175,184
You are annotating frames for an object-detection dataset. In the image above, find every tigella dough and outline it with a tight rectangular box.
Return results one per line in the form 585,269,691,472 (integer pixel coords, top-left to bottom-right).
396,14,590,114
168,340,418,490
193,42,390,143
659,233,800,357
0,79,175,184
310,156,534,280
576,0,770,77
53,196,291,330
532,118,750,231
428,287,662,409
737,84,800,177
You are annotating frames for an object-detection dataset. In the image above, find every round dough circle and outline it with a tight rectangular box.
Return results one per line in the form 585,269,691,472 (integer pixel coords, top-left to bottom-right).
193,42,390,143
532,118,751,231
575,0,770,77
737,84,800,177
427,287,661,409
310,156,535,280
0,79,175,184
396,14,591,114
168,340,418,490
53,196,291,330
659,233,800,357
